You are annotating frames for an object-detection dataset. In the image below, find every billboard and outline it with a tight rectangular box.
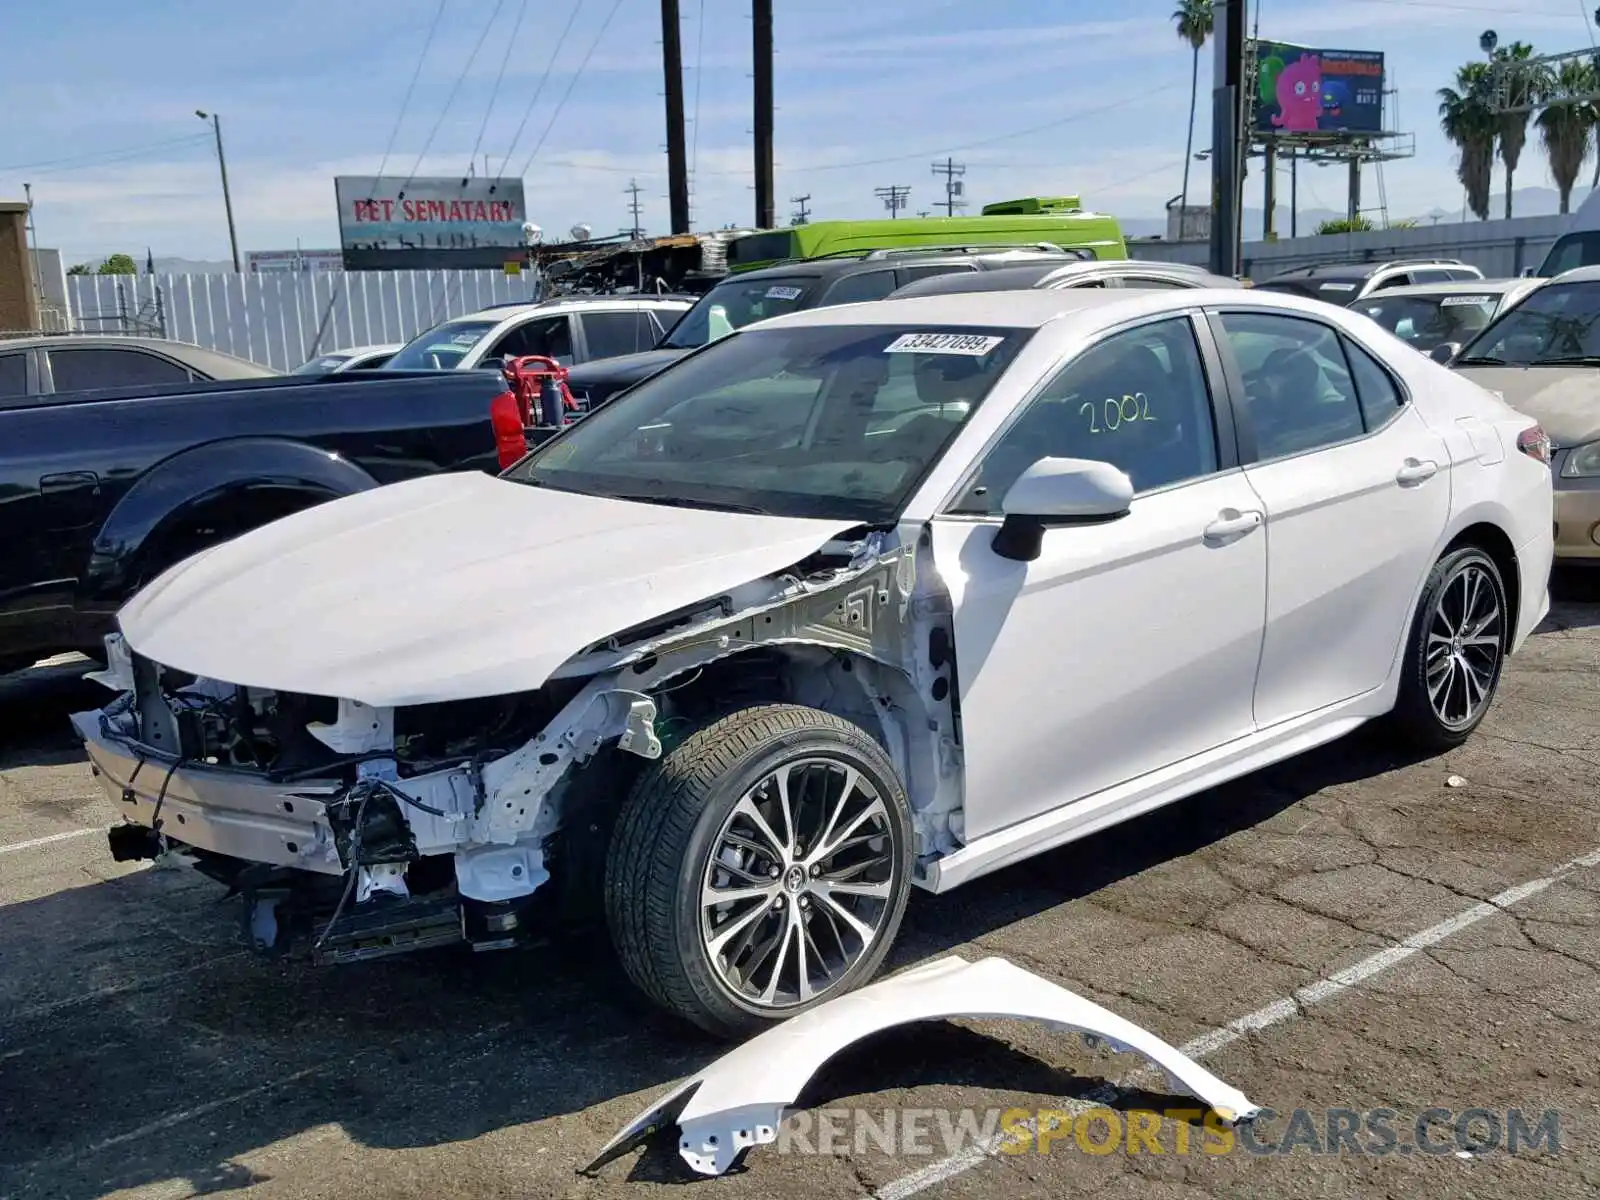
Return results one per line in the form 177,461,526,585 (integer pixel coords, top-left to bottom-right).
1253,43,1386,136
333,176,528,270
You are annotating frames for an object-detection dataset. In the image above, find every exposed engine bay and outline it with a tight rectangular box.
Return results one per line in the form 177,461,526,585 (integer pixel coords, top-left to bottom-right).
75,529,965,965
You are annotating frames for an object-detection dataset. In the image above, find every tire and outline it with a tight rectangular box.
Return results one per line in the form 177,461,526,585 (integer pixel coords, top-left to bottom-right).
604,703,915,1040
1388,546,1509,752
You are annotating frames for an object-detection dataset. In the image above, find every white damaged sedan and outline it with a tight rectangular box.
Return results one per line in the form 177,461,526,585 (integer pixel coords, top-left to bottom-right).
77,288,1554,1038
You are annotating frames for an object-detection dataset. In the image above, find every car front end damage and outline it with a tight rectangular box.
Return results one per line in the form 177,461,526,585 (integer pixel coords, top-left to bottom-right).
74,528,964,964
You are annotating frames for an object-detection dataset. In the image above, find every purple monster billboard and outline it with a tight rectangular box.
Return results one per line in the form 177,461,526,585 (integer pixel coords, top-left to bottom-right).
1253,42,1386,136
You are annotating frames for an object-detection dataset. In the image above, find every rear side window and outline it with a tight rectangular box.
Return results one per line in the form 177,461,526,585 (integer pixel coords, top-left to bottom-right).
581,311,656,359
0,352,25,397
1343,338,1404,427
49,347,191,391
1409,269,1455,285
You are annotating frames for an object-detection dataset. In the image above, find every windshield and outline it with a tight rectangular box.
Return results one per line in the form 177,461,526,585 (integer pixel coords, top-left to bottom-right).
661,276,816,349
1456,282,1600,365
1355,293,1498,351
386,319,500,370
292,354,351,374
1537,230,1600,276
505,323,1033,523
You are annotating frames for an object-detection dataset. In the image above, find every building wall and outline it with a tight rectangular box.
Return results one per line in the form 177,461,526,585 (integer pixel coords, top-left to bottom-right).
0,204,41,333
1128,213,1570,279
66,268,539,370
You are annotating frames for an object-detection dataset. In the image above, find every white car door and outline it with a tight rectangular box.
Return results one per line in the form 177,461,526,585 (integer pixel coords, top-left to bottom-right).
1208,309,1452,727
928,314,1269,843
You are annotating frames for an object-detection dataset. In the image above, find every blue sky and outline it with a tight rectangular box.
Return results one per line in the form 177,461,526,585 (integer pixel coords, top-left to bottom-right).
1,0,1595,262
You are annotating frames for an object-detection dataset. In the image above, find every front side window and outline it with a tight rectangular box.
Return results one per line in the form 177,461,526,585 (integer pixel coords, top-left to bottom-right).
506,324,1033,523
386,319,501,370
1455,281,1600,365
487,315,572,364
949,316,1220,515
822,270,899,306
661,276,815,349
1355,293,1497,351
1219,312,1366,459
1537,231,1600,276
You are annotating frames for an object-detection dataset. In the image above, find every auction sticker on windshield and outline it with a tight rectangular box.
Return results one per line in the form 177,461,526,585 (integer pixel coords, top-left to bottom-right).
1441,295,1493,306
765,285,803,300
885,332,1006,355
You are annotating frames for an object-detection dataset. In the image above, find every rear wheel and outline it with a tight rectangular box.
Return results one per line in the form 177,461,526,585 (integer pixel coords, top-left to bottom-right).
1389,546,1508,751
604,703,914,1039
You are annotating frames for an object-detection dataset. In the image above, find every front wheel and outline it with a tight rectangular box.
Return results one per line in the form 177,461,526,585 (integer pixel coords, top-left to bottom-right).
604,704,915,1040
1389,546,1508,751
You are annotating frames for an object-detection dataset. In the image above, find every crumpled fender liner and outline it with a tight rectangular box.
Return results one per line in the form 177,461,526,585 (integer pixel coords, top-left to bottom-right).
585,954,1262,1177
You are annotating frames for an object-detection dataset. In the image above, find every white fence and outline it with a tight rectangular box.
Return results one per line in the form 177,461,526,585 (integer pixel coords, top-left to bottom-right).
65,269,539,371
1129,213,1571,280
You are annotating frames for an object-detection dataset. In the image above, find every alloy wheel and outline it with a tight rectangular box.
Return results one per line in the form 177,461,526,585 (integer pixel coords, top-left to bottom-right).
699,757,898,1010
1425,561,1504,729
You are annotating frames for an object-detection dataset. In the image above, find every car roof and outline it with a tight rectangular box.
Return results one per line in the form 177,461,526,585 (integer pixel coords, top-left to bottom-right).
722,247,1076,285
461,296,690,319
1353,279,1521,299
751,285,1341,335
0,334,274,377
1264,259,1471,282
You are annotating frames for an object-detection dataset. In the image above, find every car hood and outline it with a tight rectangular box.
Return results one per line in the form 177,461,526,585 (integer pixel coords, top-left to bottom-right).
117,471,862,707
1452,365,1600,447
566,347,686,388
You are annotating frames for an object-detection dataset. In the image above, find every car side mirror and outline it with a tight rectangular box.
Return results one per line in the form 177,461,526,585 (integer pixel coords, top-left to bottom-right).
1430,342,1461,365
992,457,1135,562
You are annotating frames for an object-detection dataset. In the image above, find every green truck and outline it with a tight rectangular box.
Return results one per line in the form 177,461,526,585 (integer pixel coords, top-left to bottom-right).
724,196,1127,272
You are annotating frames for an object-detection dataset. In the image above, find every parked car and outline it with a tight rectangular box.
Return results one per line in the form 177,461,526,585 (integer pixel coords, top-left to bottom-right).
887,258,1245,299
562,244,1081,409
0,369,511,674
1350,279,1541,358
1446,266,1600,564
79,287,1552,1039
0,335,275,399
382,296,692,373
292,344,404,374
1254,259,1485,306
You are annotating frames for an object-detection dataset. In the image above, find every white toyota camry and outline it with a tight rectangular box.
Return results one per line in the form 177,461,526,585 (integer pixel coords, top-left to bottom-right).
76,287,1554,1038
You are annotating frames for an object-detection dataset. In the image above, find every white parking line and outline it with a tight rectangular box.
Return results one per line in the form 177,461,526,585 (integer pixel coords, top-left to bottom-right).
0,828,97,856
2,953,249,1027
875,843,1600,1200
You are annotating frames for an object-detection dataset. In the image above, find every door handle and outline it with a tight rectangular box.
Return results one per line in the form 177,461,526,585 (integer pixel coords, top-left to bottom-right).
1203,509,1263,539
1395,458,1438,486
40,471,101,494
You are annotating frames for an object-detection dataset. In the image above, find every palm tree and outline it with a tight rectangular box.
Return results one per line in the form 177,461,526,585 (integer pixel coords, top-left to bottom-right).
1440,62,1498,220
1173,0,1214,221
1539,59,1599,213
1493,42,1549,218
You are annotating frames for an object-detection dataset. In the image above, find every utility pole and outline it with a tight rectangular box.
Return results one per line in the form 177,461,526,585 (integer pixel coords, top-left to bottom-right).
660,0,691,233
752,0,775,228
1208,0,1245,277
196,110,241,273
624,179,645,239
874,185,910,218
790,193,811,225
21,183,45,319
930,158,966,216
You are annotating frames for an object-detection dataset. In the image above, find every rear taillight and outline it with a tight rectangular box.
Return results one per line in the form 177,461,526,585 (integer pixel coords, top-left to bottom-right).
490,390,529,470
1516,423,1553,464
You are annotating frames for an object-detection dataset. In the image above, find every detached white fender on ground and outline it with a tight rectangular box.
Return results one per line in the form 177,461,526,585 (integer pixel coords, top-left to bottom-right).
585,954,1263,1177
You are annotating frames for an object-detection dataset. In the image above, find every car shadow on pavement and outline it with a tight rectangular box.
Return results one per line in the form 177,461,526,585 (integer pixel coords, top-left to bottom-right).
0,661,99,766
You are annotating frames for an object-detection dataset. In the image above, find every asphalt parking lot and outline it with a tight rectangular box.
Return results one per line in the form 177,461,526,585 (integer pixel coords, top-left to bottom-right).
2,573,1597,1200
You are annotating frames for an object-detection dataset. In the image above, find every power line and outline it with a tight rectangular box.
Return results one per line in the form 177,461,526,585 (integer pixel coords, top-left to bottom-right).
517,0,628,177
468,0,532,179
498,0,587,178
689,0,707,184
375,0,449,182
0,134,212,176
399,0,508,195
790,193,811,224
931,157,966,215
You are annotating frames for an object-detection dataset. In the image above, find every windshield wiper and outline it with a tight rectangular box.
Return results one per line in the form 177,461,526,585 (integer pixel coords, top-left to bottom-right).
1529,355,1600,366
610,492,772,515
1451,354,1507,365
